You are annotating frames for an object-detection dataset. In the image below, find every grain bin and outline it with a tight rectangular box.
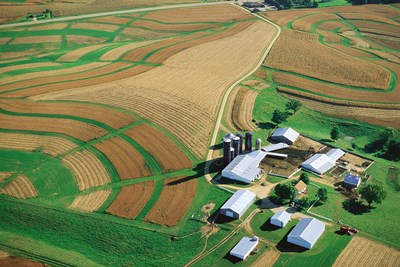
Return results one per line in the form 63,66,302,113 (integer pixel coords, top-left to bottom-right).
223,138,232,166
235,133,243,154
256,138,261,150
232,136,241,157
245,132,253,151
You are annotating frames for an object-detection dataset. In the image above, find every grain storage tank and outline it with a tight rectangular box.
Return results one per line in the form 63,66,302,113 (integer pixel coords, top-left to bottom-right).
245,132,253,151
230,147,235,162
235,133,243,154
232,136,241,157
223,138,232,166
256,138,262,150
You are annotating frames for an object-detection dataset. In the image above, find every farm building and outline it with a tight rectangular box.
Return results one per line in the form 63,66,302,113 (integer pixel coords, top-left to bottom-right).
230,236,259,260
221,150,267,184
271,127,299,145
262,142,289,152
295,180,307,194
270,210,291,228
220,190,256,219
301,148,345,175
287,218,325,249
343,173,361,189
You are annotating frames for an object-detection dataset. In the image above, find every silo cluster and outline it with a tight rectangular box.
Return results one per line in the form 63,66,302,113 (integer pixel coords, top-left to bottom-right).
223,131,254,166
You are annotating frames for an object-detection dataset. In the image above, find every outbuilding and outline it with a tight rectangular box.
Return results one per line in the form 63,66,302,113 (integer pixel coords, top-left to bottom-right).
221,150,267,184
271,127,300,145
270,210,291,228
343,173,361,189
301,148,345,175
220,190,257,219
287,218,325,249
295,180,307,194
230,236,259,260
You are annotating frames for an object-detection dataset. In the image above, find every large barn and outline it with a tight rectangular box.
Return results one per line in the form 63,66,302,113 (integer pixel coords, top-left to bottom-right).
230,236,259,260
287,218,325,249
221,150,267,184
270,210,291,228
301,148,345,175
220,190,256,219
271,127,299,145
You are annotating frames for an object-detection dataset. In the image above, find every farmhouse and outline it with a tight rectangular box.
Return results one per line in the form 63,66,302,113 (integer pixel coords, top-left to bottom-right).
222,150,267,184
287,218,325,249
230,236,259,260
295,180,307,194
220,190,256,219
271,127,299,145
270,210,291,228
301,148,345,175
343,173,361,189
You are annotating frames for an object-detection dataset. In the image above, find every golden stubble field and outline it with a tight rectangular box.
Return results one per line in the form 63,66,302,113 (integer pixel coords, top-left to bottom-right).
34,20,278,158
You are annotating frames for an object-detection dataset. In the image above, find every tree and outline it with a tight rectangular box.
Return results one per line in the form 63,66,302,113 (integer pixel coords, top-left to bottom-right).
383,140,400,161
299,173,310,184
317,188,328,203
271,109,289,126
274,183,296,200
285,99,302,114
300,196,312,210
330,126,340,141
365,127,397,153
359,184,387,207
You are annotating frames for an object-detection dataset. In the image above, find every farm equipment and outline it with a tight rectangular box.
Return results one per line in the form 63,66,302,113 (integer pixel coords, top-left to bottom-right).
340,226,359,235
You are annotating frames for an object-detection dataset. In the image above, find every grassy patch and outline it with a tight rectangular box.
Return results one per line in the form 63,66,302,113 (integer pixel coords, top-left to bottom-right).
267,175,288,184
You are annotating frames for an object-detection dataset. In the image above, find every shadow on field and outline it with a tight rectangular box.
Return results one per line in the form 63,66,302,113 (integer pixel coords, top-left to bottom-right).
223,252,242,264
276,226,307,253
260,218,280,232
258,122,275,130
342,198,374,215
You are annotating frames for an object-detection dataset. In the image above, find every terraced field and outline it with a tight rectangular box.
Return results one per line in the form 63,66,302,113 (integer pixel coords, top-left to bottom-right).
260,4,400,128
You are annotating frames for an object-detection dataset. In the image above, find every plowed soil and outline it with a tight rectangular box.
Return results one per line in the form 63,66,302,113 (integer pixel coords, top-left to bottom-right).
90,16,131,25
333,237,400,267
145,176,196,226
317,21,347,31
0,62,60,74
67,35,106,45
11,36,61,44
124,124,192,172
0,113,107,141
70,22,120,32
106,181,155,219
94,137,151,180
0,99,136,130
292,13,340,32
0,256,45,267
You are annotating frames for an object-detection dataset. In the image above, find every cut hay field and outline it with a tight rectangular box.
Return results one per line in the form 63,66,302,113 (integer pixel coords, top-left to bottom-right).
144,176,196,226
333,237,400,267
70,189,112,211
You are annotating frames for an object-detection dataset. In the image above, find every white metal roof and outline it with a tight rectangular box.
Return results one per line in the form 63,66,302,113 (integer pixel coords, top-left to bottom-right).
265,152,288,159
288,218,325,246
301,154,335,174
271,210,291,222
344,173,361,186
262,142,289,152
221,190,256,215
222,150,267,183
271,127,299,143
230,236,259,260
326,149,345,161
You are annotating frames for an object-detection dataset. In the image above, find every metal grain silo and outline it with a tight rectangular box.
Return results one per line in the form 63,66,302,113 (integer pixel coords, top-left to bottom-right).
235,133,243,155
245,132,253,151
232,136,240,157
223,138,232,166
256,138,262,150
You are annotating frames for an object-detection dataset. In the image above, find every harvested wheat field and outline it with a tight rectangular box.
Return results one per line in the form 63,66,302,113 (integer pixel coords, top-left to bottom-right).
57,44,108,62
279,88,400,128
292,13,340,32
0,99,135,129
106,181,155,219
0,175,38,199
69,189,111,211
266,30,390,90
349,20,400,36
338,13,399,25
317,20,347,31
118,27,176,41
333,237,400,267
124,124,192,172
100,39,166,61
90,16,131,25
0,62,60,74
10,36,61,44
226,86,258,132
274,72,400,103
35,20,276,159
143,4,252,23
70,22,120,32
145,176,196,226
0,172,13,183
67,35,106,45
28,23,68,31
132,19,220,32
4,65,154,98
0,132,77,157
327,44,374,58
62,150,111,191
315,29,343,43
0,113,107,141
0,62,107,85
94,137,151,180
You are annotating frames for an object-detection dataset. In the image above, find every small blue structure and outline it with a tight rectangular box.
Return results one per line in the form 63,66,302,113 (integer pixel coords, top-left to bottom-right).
343,173,361,189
